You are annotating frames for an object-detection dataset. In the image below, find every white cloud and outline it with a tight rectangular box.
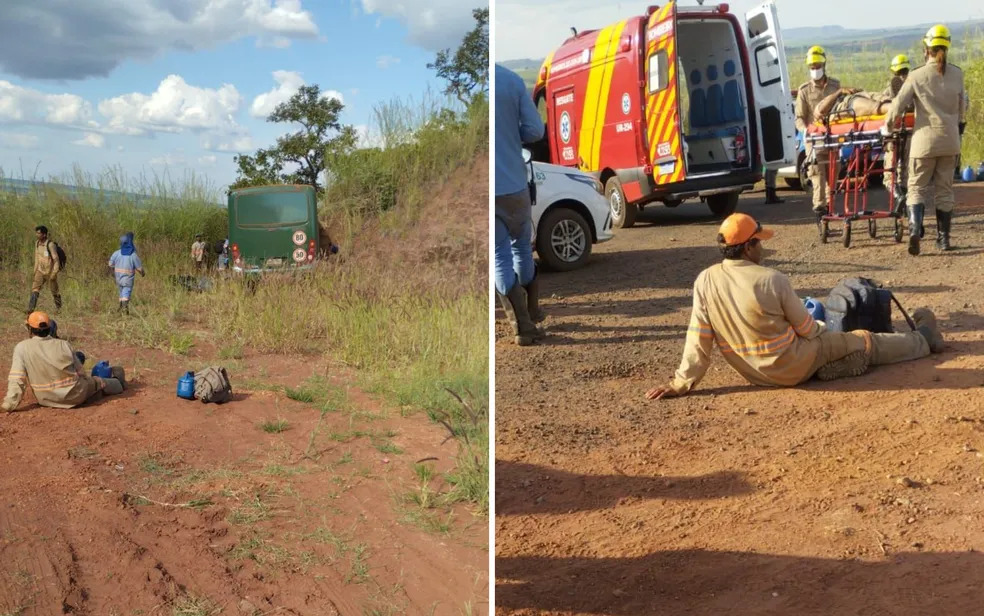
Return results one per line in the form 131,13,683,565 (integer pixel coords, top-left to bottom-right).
202,134,255,152
250,71,344,118
358,0,483,51
376,55,401,69
117,145,125,152
99,75,243,136
198,155,218,165
149,153,186,167
0,80,94,128
0,1,320,80
354,124,384,149
0,131,40,149
72,132,106,148
349,88,360,96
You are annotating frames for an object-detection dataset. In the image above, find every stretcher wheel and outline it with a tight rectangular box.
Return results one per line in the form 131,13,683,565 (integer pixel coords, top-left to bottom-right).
893,218,903,243
843,222,852,248
868,219,877,239
820,220,829,244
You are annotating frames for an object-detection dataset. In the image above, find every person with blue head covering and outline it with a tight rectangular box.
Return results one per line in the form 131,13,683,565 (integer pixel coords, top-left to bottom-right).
108,231,145,314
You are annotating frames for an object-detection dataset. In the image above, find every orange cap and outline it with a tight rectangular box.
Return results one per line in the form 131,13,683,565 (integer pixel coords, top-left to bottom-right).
718,213,774,246
26,311,50,329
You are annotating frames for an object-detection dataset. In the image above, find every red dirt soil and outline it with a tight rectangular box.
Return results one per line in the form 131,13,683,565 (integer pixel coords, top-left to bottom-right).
0,155,490,615
495,183,984,615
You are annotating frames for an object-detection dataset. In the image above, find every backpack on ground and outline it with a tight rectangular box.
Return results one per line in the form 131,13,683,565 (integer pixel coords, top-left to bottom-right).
824,277,915,333
49,241,67,269
194,366,232,403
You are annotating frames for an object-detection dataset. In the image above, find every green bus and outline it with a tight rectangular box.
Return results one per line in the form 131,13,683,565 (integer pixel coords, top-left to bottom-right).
227,184,319,273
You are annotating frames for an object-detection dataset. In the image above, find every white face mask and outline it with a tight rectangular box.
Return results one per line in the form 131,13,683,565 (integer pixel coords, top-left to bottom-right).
810,67,825,81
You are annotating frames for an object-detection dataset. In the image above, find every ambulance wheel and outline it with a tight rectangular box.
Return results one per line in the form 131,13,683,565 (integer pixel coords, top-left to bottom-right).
868,219,877,238
606,177,636,229
706,192,739,219
820,221,829,243
893,218,903,243
843,222,852,248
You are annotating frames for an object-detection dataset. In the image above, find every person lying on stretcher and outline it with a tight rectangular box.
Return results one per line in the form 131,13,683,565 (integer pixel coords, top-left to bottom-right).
814,87,894,122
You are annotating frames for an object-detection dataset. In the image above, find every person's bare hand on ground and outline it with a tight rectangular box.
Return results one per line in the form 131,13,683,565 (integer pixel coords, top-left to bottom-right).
646,385,681,400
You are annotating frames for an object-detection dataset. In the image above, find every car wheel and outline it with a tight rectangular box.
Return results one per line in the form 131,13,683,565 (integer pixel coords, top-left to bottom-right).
784,177,802,190
799,155,811,193
706,192,739,218
606,176,636,228
536,208,592,272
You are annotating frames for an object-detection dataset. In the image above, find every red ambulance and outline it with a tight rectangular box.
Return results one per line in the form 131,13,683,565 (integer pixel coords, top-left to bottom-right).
531,1,796,227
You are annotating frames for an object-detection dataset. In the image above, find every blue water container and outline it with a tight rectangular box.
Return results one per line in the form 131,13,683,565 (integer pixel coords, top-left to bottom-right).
91,360,112,378
977,162,984,182
804,297,825,322
177,371,196,400
962,166,975,182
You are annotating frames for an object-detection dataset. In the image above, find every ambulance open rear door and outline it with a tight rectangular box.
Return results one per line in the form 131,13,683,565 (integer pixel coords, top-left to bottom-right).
744,1,796,169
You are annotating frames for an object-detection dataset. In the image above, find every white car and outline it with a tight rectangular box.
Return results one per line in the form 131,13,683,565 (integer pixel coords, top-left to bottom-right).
526,152,614,271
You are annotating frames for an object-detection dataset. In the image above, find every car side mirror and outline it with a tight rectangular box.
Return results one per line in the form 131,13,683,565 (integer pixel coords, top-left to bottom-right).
522,148,532,164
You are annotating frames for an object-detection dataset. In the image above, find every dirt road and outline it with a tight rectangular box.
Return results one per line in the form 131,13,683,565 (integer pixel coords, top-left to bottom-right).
0,329,487,615
495,183,984,615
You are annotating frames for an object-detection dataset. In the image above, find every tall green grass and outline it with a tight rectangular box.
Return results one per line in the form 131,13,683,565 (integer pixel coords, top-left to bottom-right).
0,96,489,513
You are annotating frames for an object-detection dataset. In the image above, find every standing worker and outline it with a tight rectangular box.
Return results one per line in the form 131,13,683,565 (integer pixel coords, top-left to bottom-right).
882,54,911,194
108,232,145,314
885,25,966,255
190,233,207,271
795,46,841,221
27,225,62,314
495,63,545,346
763,167,783,204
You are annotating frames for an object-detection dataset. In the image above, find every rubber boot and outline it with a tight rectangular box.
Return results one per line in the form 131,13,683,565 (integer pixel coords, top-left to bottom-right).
911,307,944,353
53,294,62,313
524,267,546,325
497,285,540,346
764,187,784,204
27,292,39,314
111,366,127,390
936,210,952,252
892,184,907,217
908,203,924,256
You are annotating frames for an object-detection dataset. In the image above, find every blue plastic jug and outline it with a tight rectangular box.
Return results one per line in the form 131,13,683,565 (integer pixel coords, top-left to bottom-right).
177,371,196,400
962,165,975,182
804,297,825,322
977,161,984,182
91,360,112,378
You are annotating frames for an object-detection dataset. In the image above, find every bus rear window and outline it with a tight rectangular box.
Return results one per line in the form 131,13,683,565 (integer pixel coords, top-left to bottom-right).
235,194,309,227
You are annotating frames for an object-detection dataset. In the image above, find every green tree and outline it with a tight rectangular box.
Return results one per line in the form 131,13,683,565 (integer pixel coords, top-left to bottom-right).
231,84,357,192
428,7,489,107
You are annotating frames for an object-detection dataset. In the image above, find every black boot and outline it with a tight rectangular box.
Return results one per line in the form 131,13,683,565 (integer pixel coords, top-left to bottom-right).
524,267,546,324
936,210,952,251
764,187,784,204
908,203,924,256
53,294,62,313
26,292,39,314
497,284,542,346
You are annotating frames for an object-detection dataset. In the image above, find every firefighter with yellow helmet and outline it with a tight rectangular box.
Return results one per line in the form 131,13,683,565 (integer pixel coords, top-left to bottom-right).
882,54,912,195
795,45,841,220
885,24,966,255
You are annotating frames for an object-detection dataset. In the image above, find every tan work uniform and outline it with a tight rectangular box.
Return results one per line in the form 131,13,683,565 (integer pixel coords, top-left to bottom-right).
796,77,841,212
882,76,913,181
2,336,102,411
32,240,61,295
668,259,930,394
885,57,965,213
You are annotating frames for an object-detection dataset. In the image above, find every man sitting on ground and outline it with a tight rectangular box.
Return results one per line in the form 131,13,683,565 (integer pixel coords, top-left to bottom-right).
814,87,894,121
2,312,126,412
645,214,943,400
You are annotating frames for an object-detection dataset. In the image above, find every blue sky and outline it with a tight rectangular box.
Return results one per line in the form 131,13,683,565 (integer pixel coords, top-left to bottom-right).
496,0,984,61
0,0,486,191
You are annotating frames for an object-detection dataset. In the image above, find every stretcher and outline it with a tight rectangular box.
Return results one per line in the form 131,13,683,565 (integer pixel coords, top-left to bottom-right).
804,111,915,247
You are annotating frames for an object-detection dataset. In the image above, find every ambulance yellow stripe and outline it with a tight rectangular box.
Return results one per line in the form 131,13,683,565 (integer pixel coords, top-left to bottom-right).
578,25,616,170
536,50,555,89
590,20,627,170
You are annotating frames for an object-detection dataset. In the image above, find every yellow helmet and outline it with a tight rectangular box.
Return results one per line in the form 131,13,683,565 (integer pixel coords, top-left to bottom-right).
890,54,911,72
806,45,827,65
924,24,951,49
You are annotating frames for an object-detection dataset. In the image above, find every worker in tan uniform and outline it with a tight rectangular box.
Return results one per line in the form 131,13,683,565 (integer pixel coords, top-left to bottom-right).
884,24,966,255
795,46,841,220
882,54,912,204
645,214,943,400
28,225,62,314
2,312,126,412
